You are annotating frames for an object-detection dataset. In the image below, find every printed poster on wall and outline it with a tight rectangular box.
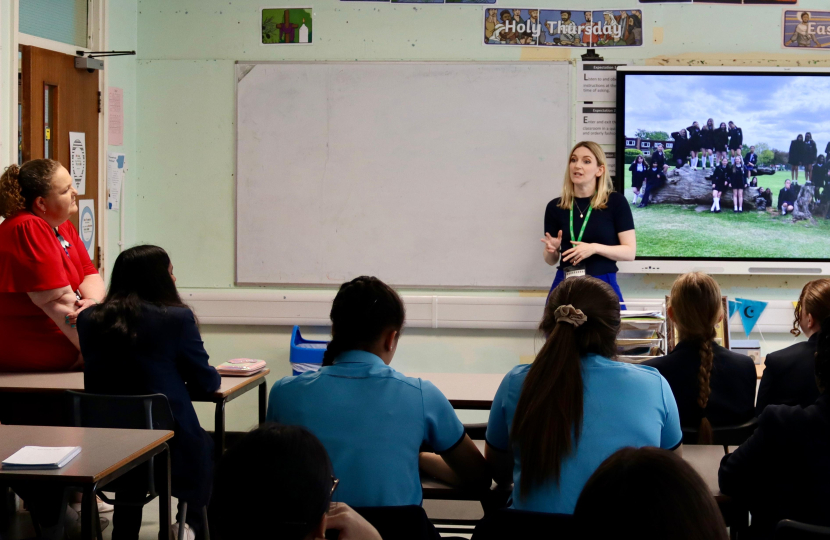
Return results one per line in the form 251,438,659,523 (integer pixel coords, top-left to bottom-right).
262,8,312,44
640,0,795,4
577,106,616,145
485,9,643,47
69,132,86,195
577,61,630,102
78,200,95,261
106,152,126,211
108,87,124,146
783,11,830,49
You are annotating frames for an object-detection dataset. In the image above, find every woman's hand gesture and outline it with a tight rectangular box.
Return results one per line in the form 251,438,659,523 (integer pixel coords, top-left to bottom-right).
541,231,562,254
562,241,597,266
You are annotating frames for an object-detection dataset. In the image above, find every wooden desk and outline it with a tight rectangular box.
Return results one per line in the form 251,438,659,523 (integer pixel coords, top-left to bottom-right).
0,369,270,459
0,425,173,540
405,372,504,410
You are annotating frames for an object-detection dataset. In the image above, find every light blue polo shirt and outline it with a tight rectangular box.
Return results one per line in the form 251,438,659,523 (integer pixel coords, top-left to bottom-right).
486,354,682,514
266,350,465,507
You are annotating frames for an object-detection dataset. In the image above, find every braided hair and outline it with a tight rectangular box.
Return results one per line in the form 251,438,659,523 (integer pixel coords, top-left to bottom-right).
322,276,405,366
669,272,722,444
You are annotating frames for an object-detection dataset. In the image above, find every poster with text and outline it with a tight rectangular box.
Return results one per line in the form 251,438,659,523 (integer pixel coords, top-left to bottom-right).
485,9,540,45
578,62,631,101
577,106,616,145
262,8,312,43
642,0,794,4
78,200,95,261
69,132,86,195
783,11,830,49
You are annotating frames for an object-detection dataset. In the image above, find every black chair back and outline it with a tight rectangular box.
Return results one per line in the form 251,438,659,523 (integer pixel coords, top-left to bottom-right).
471,509,574,540
66,391,175,505
349,506,441,540
776,520,830,539
681,417,758,451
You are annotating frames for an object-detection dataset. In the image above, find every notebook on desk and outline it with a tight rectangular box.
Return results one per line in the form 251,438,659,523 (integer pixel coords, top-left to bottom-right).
2,446,81,470
216,358,267,377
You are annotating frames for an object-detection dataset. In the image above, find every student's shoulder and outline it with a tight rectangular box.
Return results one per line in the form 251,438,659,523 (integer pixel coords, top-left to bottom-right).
764,340,809,367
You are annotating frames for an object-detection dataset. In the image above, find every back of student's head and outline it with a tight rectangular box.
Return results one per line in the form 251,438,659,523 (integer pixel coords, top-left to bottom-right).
86,245,186,343
511,277,620,498
669,272,722,444
322,276,405,366
574,447,727,540
792,279,830,337
815,318,830,394
211,423,334,540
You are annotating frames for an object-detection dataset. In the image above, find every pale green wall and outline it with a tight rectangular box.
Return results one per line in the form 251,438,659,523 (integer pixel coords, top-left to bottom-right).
127,0,827,430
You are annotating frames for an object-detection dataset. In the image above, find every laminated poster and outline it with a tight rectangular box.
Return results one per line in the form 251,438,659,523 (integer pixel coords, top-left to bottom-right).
783,11,830,49
69,132,86,195
485,9,643,47
262,8,312,44
78,200,95,261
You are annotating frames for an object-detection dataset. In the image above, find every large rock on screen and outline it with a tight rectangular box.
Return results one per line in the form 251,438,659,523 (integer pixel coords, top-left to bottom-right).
648,166,760,210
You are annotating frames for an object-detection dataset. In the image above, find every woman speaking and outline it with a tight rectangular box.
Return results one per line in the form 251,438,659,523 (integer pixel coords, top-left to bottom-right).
541,141,636,303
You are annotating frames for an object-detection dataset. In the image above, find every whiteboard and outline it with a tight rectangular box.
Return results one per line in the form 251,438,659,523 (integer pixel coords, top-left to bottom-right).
236,62,571,288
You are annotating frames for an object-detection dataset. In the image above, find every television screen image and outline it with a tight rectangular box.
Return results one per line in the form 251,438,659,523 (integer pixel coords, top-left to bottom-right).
618,70,830,263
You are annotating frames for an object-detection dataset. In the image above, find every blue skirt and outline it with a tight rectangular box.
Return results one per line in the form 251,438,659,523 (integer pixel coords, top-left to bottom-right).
548,269,626,309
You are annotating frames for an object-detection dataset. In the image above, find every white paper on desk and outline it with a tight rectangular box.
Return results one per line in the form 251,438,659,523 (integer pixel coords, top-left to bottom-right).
69,132,86,195
106,152,126,211
2,446,81,469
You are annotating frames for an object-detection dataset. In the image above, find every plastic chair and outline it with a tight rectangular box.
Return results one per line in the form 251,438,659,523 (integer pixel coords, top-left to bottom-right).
66,391,209,540
290,325,329,375
471,509,575,540
350,506,442,540
681,417,759,453
776,520,830,539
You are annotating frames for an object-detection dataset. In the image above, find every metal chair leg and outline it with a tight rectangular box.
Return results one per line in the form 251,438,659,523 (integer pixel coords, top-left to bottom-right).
179,502,187,540
201,506,210,540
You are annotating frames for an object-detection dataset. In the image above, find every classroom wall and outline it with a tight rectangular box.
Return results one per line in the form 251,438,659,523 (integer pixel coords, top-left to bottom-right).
129,0,827,429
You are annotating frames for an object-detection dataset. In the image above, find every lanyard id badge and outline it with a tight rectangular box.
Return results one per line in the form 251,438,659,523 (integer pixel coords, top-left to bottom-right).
562,203,592,279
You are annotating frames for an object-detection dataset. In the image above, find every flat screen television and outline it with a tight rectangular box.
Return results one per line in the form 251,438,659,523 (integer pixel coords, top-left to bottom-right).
615,66,830,275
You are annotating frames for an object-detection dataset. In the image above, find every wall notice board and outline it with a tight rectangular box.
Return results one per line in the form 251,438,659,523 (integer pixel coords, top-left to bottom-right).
236,62,572,288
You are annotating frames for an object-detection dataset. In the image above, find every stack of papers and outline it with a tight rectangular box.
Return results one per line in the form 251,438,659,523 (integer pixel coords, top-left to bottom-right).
620,310,664,319
216,358,267,377
2,446,81,470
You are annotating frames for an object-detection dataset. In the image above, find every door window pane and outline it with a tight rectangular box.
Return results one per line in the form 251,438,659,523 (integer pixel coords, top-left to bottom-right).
19,0,88,48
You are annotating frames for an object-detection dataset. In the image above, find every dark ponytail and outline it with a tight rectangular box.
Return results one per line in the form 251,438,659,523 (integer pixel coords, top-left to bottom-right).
0,160,61,218
511,277,620,498
322,276,405,366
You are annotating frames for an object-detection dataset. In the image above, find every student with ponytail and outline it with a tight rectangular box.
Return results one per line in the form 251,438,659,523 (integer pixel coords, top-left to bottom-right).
644,273,756,442
0,160,104,372
756,279,830,413
485,276,681,513
267,276,489,509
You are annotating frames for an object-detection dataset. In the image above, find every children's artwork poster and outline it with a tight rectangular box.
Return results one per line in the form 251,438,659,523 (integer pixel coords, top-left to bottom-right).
577,106,616,145
485,9,643,47
261,8,312,44
577,61,630,102
783,11,830,49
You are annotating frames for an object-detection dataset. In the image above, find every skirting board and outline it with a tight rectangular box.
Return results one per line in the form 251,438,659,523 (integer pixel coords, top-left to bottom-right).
181,290,796,333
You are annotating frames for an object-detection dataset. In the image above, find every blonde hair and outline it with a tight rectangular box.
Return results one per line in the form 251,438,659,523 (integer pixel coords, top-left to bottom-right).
792,279,830,337
558,141,614,211
669,272,722,444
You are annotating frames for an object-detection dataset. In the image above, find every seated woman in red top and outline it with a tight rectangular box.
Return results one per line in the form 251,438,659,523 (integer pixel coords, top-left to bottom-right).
0,159,105,371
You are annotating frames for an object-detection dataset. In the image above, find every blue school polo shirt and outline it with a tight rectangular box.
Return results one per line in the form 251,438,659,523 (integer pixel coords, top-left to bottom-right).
266,350,465,507
486,354,682,514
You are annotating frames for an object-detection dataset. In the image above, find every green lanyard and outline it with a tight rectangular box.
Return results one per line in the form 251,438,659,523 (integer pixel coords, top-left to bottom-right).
570,204,593,244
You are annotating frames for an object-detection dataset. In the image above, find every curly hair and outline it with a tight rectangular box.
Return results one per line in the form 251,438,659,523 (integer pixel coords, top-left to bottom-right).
791,279,830,337
0,160,61,218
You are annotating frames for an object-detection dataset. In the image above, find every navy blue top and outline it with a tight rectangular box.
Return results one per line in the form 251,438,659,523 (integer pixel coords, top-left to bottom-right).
643,341,756,430
78,303,221,507
486,355,681,514
719,394,830,538
544,192,634,277
267,350,465,507
756,334,821,414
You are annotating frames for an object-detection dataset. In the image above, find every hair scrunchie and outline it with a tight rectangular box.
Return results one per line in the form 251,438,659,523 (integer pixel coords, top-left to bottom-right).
554,304,588,327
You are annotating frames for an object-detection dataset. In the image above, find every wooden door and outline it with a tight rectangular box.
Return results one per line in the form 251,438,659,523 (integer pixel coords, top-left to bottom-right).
20,46,100,267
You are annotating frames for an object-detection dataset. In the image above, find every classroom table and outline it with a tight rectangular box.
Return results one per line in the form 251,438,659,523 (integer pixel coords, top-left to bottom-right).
0,369,270,459
0,425,174,540
405,372,505,410
422,442,747,535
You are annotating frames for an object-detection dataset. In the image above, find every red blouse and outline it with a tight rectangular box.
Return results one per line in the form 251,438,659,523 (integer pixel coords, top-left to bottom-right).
0,212,98,371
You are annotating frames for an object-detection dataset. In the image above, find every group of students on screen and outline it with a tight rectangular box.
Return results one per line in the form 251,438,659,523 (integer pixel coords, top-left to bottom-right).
2,160,830,539
670,120,745,171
